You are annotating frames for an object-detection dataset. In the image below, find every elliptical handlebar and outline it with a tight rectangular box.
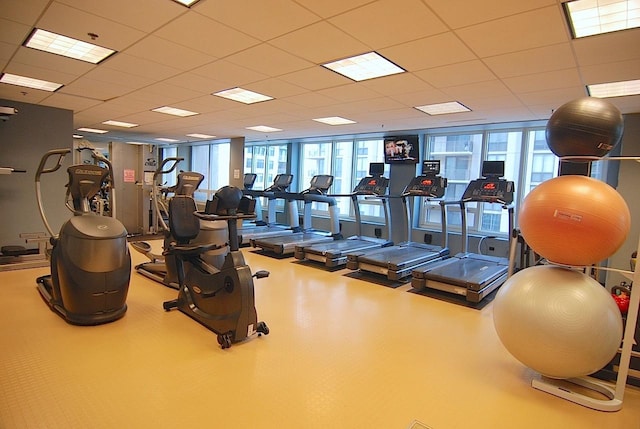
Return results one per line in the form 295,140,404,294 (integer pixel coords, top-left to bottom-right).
154,157,183,180
35,149,72,237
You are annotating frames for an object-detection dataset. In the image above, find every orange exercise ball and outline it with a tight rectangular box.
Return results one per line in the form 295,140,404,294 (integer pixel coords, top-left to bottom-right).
519,175,630,266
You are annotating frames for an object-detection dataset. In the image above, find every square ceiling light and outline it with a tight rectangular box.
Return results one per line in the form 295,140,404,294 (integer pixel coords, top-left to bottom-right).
102,120,138,128
322,52,406,82
415,101,471,115
152,106,199,117
564,0,640,38
246,125,282,133
312,116,356,125
588,79,640,97
172,0,201,6
24,29,116,64
213,87,273,104
77,127,108,134
0,73,63,91
186,133,216,139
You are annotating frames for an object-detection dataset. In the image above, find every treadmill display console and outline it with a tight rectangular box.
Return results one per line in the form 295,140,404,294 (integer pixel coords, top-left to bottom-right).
462,179,514,204
405,175,447,198
354,176,389,195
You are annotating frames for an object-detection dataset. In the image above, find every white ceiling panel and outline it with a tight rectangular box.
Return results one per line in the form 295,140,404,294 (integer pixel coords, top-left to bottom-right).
196,0,321,42
455,6,567,58
328,0,449,49
0,0,637,144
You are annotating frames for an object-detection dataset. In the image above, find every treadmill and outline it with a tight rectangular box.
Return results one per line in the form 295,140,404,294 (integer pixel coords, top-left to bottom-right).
294,162,393,268
345,160,450,281
411,160,515,303
237,173,298,245
250,174,341,256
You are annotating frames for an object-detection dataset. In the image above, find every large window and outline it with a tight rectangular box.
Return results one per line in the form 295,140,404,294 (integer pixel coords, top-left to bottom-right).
190,143,230,201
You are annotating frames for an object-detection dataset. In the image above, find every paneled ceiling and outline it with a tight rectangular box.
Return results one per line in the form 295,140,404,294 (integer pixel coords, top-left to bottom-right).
1,0,639,144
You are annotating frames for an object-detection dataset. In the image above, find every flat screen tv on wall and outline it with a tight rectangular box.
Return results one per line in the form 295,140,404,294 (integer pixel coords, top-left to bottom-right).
384,135,419,164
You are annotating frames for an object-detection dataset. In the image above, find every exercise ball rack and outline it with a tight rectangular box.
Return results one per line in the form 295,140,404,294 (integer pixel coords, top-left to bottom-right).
509,155,640,412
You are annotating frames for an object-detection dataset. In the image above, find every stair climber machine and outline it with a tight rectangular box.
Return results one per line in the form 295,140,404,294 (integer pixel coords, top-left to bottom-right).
345,160,449,282
411,160,515,303
294,162,393,268
250,175,342,256
162,186,269,349
131,157,228,289
34,148,130,325
237,173,296,246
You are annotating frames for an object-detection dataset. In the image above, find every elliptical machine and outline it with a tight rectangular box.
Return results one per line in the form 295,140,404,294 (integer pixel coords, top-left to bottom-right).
162,186,269,349
35,149,131,325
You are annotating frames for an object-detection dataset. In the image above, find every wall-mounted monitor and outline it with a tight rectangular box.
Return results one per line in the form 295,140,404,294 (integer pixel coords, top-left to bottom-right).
384,135,419,164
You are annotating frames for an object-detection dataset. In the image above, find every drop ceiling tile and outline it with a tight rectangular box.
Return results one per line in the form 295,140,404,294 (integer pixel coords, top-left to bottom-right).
442,79,513,100
125,35,216,71
11,46,94,81
380,32,477,72
36,2,145,51
414,60,496,88
572,29,640,67
328,0,448,49
191,60,269,90
244,78,308,99
482,43,576,78
455,6,568,58
279,66,350,91
102,53,182,81
317,82,383,102
154,12,260,58
425,0,556,29
0,84,50,104
59,77,136,101
41,91,102,112
294,0,374,18
270,21,370,64
580,59,640,85
503,68,583,94
0,18,32,45
196,0,321,41
361,73,435,96
226,44,315,78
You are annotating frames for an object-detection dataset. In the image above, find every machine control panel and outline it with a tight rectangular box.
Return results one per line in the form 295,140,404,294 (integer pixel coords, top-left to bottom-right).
405,175,447,198
353,176,389,195
462,179,514,204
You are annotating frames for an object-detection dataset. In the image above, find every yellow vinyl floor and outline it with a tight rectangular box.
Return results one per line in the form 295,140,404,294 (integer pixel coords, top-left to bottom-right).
1,243,639,429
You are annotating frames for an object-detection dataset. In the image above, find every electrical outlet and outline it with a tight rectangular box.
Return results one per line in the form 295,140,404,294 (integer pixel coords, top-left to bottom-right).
374,228,382,238
424,233,432,244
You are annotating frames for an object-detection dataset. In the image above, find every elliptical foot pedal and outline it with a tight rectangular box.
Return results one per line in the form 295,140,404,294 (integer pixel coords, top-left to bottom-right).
162,300,178,311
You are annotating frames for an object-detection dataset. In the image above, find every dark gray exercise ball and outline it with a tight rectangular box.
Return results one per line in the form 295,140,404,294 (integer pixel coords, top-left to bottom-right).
546,97,624,157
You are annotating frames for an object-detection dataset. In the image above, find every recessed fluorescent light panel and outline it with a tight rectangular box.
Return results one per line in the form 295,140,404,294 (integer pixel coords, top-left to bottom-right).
213,87,274,104
172,0,201,6
0,73,62,92
588,79,640,97
125,141,147,145
322,52,406,82
415,101,471,115
564,0,640,38
313,116,356,125
186,133,216,139
246,125,282,133
77,127,108,134
155,138,180,143
152,106,199,117
24,29,116,64
102,120,138,128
